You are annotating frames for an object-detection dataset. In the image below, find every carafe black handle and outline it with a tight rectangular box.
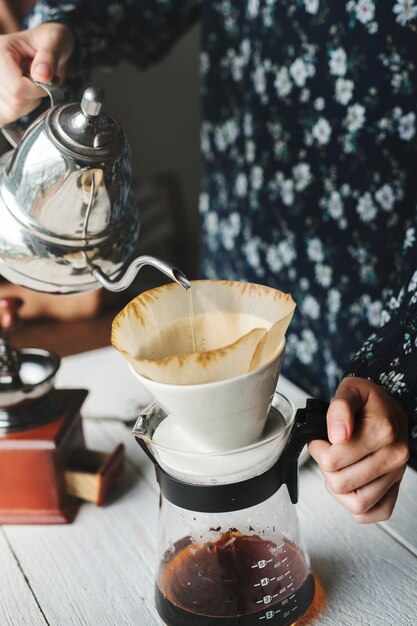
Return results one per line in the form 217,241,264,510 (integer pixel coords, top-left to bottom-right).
280,398,329,504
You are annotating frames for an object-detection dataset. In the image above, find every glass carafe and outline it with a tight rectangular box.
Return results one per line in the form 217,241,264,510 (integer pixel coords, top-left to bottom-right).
133,393,328,626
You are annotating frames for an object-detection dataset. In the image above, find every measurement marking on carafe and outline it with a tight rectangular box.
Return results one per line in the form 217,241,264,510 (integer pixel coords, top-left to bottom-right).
254,576,276,587
252,558,273,568
259,608,282,620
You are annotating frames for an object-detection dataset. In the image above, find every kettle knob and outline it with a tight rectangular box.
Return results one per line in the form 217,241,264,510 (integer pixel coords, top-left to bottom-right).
81,87,105,118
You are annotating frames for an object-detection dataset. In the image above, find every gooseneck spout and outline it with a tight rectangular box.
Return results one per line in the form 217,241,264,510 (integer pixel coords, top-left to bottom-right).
90,255,191,292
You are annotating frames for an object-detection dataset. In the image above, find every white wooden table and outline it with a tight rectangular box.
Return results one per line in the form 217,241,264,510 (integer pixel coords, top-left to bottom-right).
1,347,416,626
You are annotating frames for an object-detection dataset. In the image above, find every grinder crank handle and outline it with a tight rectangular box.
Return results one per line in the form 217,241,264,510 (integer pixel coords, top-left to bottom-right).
280,398,330,504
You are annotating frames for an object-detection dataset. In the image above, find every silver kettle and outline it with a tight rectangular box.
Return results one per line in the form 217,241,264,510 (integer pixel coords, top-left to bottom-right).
0,81,189,293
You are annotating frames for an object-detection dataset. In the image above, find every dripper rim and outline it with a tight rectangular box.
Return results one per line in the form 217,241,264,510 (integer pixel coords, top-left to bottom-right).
133,390,295,459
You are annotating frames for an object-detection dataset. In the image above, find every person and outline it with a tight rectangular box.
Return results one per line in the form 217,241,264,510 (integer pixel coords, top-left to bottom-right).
0,1,415,524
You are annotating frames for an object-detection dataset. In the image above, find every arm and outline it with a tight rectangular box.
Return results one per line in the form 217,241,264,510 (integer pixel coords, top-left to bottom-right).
310,217,416,523
26,0,201,83
0,0,200,124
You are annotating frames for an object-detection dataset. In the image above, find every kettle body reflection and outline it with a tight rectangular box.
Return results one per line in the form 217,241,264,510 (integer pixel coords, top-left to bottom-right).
0,81,189,293
133,393,329,625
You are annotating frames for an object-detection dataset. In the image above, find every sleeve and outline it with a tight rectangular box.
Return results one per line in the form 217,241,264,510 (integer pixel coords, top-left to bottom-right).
25,0,201,94
344,215,417,468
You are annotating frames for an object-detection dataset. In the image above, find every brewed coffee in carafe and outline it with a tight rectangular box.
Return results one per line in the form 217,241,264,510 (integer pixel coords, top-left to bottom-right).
156,530,314,626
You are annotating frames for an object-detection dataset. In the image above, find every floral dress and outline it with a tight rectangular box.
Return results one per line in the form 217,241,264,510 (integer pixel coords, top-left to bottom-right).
26,0,417,467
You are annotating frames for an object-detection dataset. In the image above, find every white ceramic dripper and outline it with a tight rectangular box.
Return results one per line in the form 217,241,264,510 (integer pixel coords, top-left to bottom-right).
112,280,296,451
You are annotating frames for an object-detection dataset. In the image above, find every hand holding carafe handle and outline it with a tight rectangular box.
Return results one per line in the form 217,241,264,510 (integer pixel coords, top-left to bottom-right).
280,398,330,503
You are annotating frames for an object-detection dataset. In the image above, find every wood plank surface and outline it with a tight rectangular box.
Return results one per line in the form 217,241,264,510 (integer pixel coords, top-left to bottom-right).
380,466,417,556
298,465,417,626
0,528,47,626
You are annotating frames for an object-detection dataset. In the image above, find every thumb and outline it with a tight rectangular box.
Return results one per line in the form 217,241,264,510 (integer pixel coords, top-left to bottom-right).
29,24,74,83
327,377,365,444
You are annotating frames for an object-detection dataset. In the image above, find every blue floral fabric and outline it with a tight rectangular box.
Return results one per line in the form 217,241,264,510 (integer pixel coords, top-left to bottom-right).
26,1,417,466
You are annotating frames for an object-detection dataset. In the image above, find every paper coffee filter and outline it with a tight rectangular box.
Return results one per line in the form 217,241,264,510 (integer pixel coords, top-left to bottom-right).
112,280,296,385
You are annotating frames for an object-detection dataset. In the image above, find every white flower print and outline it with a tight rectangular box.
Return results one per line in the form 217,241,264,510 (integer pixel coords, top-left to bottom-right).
278,240,296,266
266,245,283,272
243,113,253,137
356,193,377,222
315,264,333,287
293,163,312,191
221,213,241,250
404,227,416,249
243,238,262,272
199,192,209,214
379,371,407,394
408,270,417,293
307,237,324,262
235,173,248,197
328,289,341,314
251,166,264,190
327,191,344,219
335,78,354,105
329,47,347,76
290,58,309,87
253,64,267,96
205,211,218,231
304,0,319,14
380,310,392,326
314,97,325,111
281,179,295,206
367,300,382,327
246,140,256,162
355,0,375,24
302,295,320,319
375,184,395,211
247,0,260,18
274,67,292,98
296,329,318,365
393,0,417,26
345,103,366,132
266,239,296,272
312,117,332,144
399,112,416,140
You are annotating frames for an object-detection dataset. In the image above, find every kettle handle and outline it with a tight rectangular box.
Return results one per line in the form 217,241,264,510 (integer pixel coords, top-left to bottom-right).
1,76,65,148
280,398,330,504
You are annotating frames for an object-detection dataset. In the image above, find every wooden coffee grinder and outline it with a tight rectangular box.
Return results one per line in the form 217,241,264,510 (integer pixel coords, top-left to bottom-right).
0,297,124,524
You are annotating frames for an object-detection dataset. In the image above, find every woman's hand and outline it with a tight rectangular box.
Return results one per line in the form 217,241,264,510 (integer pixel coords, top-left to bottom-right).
309,376,410,523
0,22,74,124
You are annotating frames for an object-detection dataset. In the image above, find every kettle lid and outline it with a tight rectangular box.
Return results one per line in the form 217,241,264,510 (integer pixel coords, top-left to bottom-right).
46,86,123,160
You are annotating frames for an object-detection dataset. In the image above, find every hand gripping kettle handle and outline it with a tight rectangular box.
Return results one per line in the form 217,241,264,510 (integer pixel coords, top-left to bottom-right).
1,77,65,149
280,398,329,504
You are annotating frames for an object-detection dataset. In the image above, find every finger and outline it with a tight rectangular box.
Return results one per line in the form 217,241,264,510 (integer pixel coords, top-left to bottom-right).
327,378,365,444
30,25,74,83
308,438,331,464
352,482,401,524
0,47,48,100
325,467,404,517
311,415,398,472
324,444,409,495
